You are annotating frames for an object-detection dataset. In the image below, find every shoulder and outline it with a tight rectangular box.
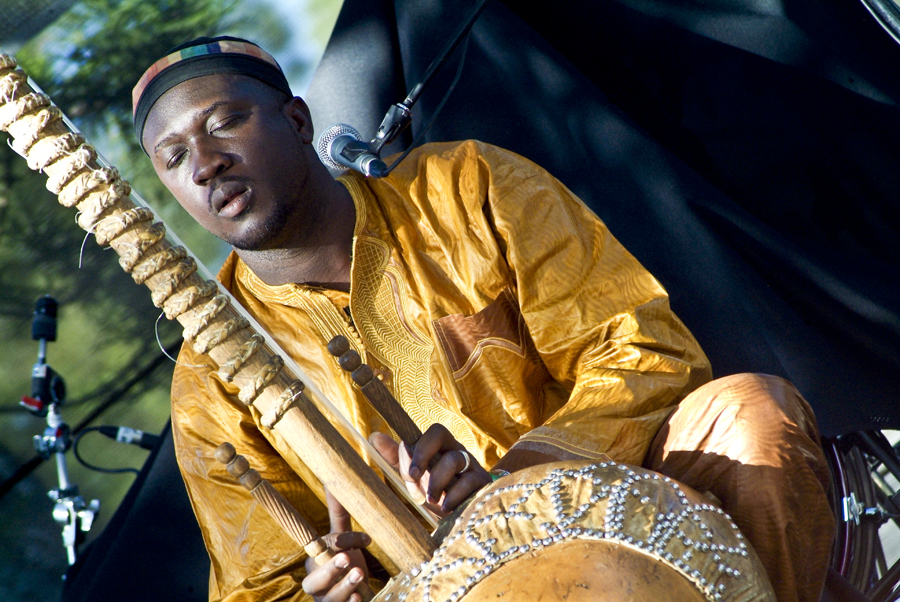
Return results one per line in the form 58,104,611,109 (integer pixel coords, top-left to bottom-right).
388,140,546,185
350,140,555,216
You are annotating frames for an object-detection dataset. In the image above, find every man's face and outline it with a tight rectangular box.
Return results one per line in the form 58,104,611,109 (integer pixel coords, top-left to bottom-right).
142,74,314,250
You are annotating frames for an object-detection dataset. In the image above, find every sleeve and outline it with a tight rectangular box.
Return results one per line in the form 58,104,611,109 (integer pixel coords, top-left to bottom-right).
170,344,329,602
467,141,713,466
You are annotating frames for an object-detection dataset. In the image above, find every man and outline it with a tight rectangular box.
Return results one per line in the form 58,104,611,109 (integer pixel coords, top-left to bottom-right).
133,37,834,602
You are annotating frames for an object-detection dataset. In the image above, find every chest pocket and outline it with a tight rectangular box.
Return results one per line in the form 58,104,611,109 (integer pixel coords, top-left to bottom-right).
432,288,570,450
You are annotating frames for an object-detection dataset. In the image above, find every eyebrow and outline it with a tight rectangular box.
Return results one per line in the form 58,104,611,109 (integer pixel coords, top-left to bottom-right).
152,100,232,155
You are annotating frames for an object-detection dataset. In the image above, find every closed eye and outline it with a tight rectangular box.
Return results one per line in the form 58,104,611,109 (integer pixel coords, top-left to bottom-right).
210,113,248,134
166,149,186,170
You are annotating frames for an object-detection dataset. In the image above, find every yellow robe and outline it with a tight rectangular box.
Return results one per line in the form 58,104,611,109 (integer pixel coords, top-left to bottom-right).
170,140,712,601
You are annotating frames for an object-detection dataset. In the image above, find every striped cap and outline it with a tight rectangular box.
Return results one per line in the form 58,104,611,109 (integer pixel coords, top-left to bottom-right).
132,37,292,151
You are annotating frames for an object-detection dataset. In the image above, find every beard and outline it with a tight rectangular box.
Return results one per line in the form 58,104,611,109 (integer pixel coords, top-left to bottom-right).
225,199,296,251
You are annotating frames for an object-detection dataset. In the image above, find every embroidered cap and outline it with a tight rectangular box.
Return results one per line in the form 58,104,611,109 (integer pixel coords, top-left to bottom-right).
132,36,292,151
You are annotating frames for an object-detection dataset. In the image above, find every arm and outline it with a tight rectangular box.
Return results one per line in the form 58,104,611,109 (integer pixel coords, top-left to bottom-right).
399,141,711,468
480,141,713,466
170,349,328,602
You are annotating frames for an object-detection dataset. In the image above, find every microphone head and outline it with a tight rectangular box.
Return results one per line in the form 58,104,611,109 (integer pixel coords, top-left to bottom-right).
316,123,362,170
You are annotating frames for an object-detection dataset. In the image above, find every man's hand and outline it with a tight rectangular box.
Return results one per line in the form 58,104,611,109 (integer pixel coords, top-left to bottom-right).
370,425,492,516
302,490,370,602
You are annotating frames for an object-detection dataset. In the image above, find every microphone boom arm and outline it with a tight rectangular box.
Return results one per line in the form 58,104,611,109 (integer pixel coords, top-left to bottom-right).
369,0,492,155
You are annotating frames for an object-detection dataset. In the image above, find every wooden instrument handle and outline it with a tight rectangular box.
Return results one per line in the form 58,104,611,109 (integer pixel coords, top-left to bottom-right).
215,442,375,601
327,336,423,445
328,336,451,479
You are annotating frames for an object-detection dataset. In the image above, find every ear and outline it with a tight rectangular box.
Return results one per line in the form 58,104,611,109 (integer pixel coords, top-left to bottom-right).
285,97,315,144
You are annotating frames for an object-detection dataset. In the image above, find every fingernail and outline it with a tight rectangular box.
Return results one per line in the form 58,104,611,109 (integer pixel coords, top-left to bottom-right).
349,569,363,584
361,534,371,545
335,554,349,569
409,465,422,480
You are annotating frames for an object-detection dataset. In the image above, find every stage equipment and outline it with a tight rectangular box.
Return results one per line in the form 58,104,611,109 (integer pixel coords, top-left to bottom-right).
317,0,491,177
20,295,100,565
316,123,388,177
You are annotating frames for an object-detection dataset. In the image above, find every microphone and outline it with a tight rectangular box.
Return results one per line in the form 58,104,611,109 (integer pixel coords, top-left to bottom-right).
316,124,388,178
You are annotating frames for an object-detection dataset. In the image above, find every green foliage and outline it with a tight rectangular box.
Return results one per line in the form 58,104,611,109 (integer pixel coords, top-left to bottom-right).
0,135,182,435
304,0,345,51
19,0,241,139
0,0,252,587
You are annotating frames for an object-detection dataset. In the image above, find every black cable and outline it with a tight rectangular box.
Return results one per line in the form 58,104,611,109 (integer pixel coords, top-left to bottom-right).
0,338,181,500
383,32,472,176
402,0,490,110
72,427,140,476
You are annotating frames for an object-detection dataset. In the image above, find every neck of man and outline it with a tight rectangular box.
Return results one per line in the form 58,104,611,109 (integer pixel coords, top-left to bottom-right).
234,175,356,291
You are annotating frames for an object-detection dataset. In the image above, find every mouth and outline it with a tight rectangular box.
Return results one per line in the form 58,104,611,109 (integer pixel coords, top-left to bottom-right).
211,180,252,218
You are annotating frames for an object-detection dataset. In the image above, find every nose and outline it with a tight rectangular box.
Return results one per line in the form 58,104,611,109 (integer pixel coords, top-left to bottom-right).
191,140,232,185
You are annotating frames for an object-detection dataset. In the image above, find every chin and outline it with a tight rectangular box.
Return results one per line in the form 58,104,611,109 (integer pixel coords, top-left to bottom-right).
228,234,276,252
225,210,291,251
221,200,291,251
226,227,284,252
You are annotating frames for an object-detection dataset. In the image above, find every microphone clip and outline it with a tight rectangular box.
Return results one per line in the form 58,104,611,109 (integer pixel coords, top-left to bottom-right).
371,103,412,155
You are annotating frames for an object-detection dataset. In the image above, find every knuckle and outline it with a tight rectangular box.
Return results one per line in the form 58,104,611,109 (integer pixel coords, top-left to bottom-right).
334,532,355,549
426,423,449,437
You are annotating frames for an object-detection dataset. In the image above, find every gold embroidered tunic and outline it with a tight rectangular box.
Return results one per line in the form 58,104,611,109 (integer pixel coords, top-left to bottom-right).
170,140,712,601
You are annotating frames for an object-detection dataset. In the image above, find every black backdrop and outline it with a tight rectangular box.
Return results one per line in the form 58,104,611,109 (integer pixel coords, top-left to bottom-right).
62,1,900,599
307,0,900,437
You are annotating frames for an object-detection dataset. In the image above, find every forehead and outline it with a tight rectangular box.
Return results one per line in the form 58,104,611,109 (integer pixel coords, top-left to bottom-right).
142,74,269,150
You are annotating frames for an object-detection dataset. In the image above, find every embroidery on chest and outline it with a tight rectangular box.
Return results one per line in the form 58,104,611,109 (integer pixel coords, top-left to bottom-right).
351,235,477,450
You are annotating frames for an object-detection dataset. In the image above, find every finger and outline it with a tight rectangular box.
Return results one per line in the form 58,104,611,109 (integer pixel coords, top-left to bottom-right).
397,440,414,481
378,444,425,506
325,488,353,534
321,531,371,553
323,567,366,602
424,449,469,504
301,552,359,598
369,431,400,469
409,424,457,480
441,470,492,514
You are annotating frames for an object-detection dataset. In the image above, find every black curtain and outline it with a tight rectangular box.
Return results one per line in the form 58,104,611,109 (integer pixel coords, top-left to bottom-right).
61,423,208,602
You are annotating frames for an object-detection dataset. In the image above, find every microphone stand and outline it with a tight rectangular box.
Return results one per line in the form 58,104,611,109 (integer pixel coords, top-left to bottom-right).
370,0,492,154
20,296,100,566
319,0,492,176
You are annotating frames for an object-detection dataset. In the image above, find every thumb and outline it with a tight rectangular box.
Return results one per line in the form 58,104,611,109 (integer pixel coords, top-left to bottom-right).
369,431,401,468
324,487,352,533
